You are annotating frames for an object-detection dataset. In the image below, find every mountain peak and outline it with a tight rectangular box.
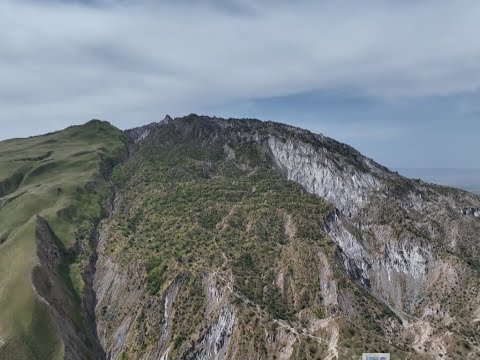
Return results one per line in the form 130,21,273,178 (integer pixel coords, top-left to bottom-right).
162,114,174,123
84,119,112,127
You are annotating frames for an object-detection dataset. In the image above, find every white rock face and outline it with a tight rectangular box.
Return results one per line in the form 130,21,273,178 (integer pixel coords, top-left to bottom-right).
265,132,438,311
318,252,338,307
268,136,382,217
273,330,296,360
474,306,480,323
94,257,122,307
162,293,171,335
136,129,151,143
188,279,236,360
373,243,430,311
142,282,182,360
325,212,431,311
127,126,153,143
159,347,171,360
94,253,135,358
109,316,132,360
325,212,371,287
126,121,162,143
126,116,173,143
461,207,480,217
195,306,235,360
383,241,428,280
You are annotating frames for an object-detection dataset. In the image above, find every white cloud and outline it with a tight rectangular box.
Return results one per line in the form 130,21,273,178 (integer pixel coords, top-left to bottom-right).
0,0,480,138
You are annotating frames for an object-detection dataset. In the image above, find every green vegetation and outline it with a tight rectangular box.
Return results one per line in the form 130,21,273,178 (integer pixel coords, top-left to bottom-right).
0,120,127,359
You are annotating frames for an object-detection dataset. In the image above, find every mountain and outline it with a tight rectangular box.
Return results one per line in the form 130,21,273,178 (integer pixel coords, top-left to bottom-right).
0,115,479,360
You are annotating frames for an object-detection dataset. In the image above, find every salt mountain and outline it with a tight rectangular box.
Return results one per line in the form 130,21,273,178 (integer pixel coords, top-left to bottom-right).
0,116,479,360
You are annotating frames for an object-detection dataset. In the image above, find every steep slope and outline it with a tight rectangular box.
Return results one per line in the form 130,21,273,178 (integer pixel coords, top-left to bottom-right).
266,121,480,358
0,121,128,360
94,115,480,359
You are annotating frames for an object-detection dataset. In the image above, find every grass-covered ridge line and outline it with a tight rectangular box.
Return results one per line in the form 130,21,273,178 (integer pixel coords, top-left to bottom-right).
0,120,127,360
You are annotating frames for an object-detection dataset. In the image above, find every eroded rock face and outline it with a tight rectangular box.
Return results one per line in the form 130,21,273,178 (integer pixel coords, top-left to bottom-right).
325,211,372,288
94,248,237,360
94,229,170,360
184,278,236,360
317,251,338,307
268,136,383,217
125,116,173,144
33,216,102,360
324,210,433,312
126,123,157,144
260,119,479,358
461,207,480,217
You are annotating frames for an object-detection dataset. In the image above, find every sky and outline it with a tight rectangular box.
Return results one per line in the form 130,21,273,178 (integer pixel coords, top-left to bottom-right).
1,0,480,170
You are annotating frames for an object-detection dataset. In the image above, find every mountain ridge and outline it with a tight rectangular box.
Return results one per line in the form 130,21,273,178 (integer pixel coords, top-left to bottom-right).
115,115,479,358
0,116,479,359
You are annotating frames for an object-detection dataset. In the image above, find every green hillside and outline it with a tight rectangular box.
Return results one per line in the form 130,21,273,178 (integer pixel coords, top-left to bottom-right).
96,119,408,359
0,120,127,360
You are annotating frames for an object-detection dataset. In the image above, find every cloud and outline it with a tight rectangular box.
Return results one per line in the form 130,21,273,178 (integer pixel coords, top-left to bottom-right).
0,0,480,139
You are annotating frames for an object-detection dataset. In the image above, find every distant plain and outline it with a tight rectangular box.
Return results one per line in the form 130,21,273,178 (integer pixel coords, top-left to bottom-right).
397,168,480,195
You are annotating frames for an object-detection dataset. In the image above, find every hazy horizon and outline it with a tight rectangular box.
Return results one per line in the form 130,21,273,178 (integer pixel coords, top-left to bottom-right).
397,167,480,195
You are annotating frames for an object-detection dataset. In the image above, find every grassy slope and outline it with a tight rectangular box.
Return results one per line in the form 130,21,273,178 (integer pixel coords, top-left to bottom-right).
0,120,127,359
